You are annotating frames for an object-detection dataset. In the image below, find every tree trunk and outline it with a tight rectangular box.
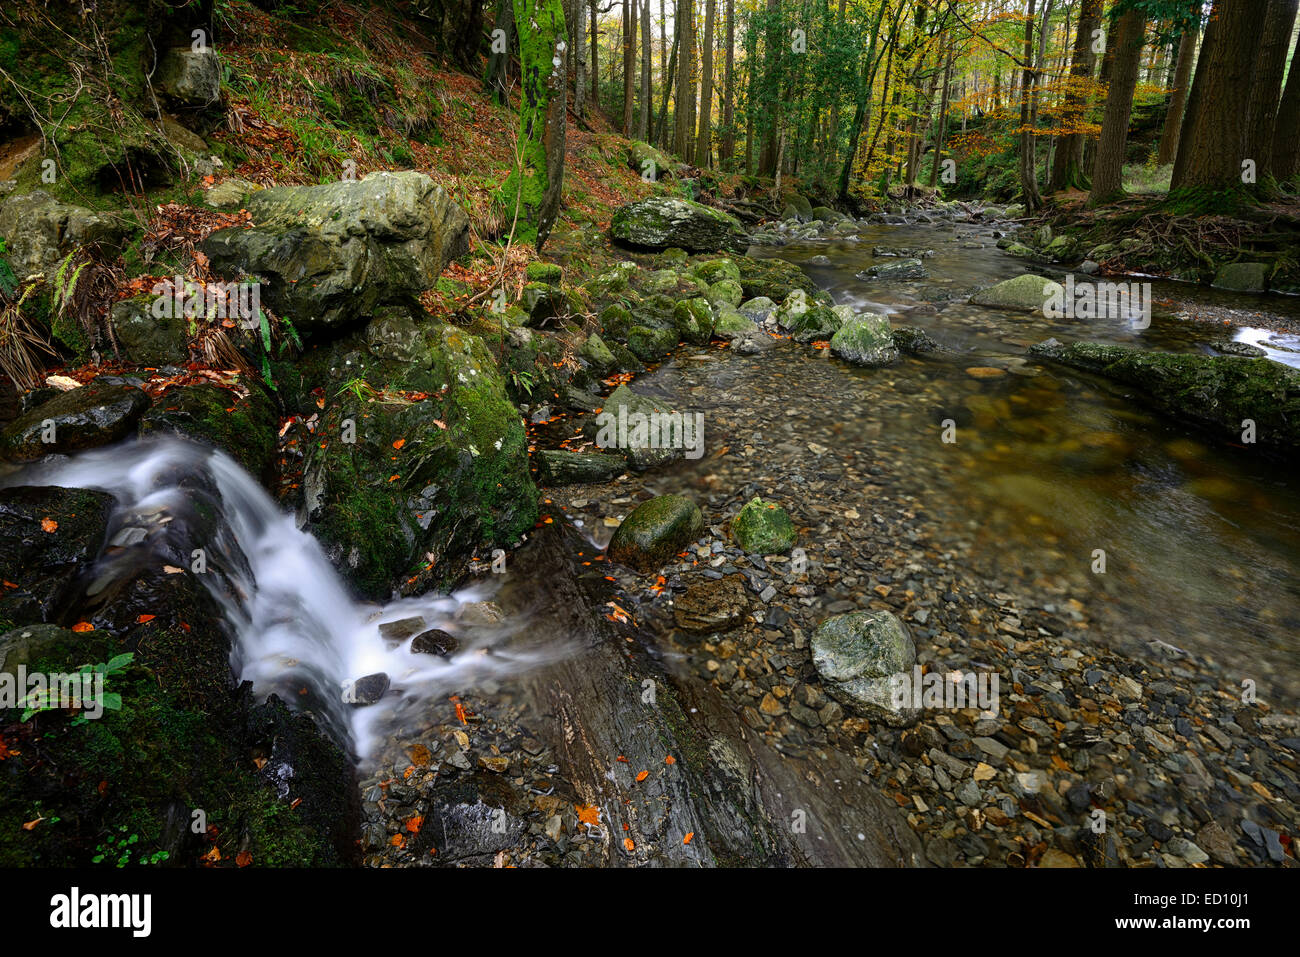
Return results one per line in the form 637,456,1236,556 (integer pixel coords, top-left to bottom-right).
1018,0,1044,211
639,0,652,140
720,0,735,164
485,0,516,103
1171,0,1269,192
1084,10,1123,176
683,0,698,163
674,0,694,158
695,0,716,166
1087,9,1145,205
574,0,587,119
929,47,953,188
1156,5,1200,167
499,0,568,250
657,31,678,147
622,1,636,135
1245,0,1299,182
1048,0,1102,191
590,0,600,108
1272,14,1300,181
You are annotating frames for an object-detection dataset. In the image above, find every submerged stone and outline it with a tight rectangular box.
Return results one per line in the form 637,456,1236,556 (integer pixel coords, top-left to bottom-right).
812,610,918,727
731,496,796,554
830,313,899,367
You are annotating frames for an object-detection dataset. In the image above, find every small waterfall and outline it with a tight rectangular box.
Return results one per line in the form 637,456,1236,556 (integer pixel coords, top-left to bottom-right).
5,436,565,763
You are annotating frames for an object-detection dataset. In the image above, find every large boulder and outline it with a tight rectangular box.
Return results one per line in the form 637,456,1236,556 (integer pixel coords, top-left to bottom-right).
1029,340,1300,455
970,273,1056,313
607,494,704,572
610,197,746,253
626,141,678,180
0,381,150,461
202,171,470,335
298,322,537,598
0,190,126,281
1213,262,1270,293
157,47,222,107
109,294,191,366
830,313,899,367
812,610,918,727
139,384,277,480
587,383,691,470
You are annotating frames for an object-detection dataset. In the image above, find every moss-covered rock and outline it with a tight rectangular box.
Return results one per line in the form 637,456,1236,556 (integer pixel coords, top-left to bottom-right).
525,261,564,284
671,298,715,345
610,196,746,253
830,314,899,367
1029,340,1300,455
607,494,704,572
299,324,537,597
705,278,744,308
1213,262,1270,293
811,610,917,727
139,384,278,480
627,324,679,361
109,294,191,367
691,258,742,285
731,496,796,554
735,256,818,302
970,274,1056,312
0,381,150,461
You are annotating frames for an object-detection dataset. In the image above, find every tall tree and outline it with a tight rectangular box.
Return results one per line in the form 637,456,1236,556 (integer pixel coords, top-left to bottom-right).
1048,0,1102,190
696,0,717,165
1272,13,1300,181
500,0,568,249
1171,0,1270,193
1156,2,1201,167
623,1,636,135
639,0,652,139
484,0,516,103
591,0,600,108
675,0,696,160
721,0,736,164
574,0,587,119
1017,0,1050,211
1088,7,1146,206
1245,0,1299,183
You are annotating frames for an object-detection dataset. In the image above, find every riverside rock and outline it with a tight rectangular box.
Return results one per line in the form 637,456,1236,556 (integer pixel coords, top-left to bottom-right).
812,610,918,727
607,494,704,572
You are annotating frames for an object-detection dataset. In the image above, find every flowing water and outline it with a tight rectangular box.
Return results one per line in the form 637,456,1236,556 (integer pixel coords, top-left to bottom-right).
648,224,1300,700
6,439,570,762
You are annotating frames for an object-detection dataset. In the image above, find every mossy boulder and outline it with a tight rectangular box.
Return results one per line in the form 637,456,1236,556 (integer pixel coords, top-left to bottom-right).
0,381,150,461
731,496,796,554
712,307,756,340
735,256,818,302
830,314,899,367
1213,262,1270,293
738,296,778,323
812,610,918,727
1029,340,1300,456
156,46,221,107
858,258,927,281
139,384,278,480
705,278,744,308
607,494,704,572
786,304,845,343
691,258,742,284
627,141,678,180
525,261,563,284
109,294,191,366
588,384,686,470
580,332,618,371
586,262,638,300
299,324,537,597
970,274,1056,313
672,298,715,345
0,190,127,281
610,196,746,253
627,324,679,361
202,171,470,335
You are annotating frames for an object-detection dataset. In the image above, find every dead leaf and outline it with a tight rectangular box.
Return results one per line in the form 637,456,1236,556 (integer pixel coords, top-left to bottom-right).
40,518,57,533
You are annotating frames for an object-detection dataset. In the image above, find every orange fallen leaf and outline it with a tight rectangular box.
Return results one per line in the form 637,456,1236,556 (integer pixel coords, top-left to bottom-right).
290,797,302,809
635,770,649,782
135,614,156,624
22,817,44,830
389,833,405,847
664,755,676,765
392,438,406,450
406,815,424,833
70,622,94,633
202,846,221,862
40,517,57,533
236,850,253,867
683,832,694,844
576,804,601,827
623,837,635,852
